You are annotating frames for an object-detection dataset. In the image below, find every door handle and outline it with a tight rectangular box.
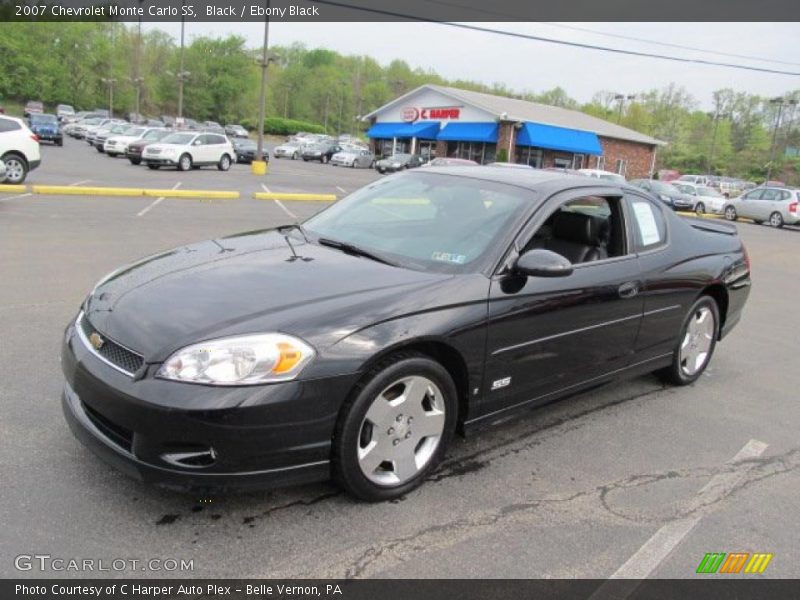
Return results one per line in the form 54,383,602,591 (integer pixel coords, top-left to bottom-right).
618,281,639,299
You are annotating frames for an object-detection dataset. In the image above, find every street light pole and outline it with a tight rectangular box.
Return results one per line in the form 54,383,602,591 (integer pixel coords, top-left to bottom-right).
101,77,117,117
766,97,785,184
254,2,271,170
177,8,186,120
707,111,721,174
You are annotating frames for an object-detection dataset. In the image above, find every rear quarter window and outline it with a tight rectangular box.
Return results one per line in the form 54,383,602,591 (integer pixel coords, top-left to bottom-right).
0,118,22,132
628,196,667,251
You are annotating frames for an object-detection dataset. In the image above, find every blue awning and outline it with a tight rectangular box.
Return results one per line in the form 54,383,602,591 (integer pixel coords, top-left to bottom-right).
436,122,499,143
517,122,602,155
366,121,441,139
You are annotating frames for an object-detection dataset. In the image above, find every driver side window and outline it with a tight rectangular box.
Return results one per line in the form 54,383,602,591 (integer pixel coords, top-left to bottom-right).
522,196,627,265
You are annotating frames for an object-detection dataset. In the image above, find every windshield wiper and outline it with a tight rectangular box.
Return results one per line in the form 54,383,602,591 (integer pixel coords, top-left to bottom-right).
277,223,310,243
317,237,397,266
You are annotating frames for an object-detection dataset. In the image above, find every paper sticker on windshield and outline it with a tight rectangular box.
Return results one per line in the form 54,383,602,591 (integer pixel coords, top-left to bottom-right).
432,252,466,264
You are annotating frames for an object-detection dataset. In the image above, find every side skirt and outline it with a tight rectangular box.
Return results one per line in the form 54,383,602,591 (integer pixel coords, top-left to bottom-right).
461,353,673,435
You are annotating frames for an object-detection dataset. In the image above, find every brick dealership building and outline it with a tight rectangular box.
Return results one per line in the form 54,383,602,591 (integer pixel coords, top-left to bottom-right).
363,85,663,178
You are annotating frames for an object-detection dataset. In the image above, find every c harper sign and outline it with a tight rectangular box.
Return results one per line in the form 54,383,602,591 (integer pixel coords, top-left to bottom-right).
402,106,462,122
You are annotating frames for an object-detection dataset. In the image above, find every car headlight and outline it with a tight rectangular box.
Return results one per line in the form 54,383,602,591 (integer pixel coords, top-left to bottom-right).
659,194,671,202
158,333,315,385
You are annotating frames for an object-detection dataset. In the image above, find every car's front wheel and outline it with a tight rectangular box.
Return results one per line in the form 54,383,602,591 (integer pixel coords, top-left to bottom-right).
695,202,705,214
178,153,192,172
657,295,719,386
724,206,737,221
1,153,28,184
333,353,457,501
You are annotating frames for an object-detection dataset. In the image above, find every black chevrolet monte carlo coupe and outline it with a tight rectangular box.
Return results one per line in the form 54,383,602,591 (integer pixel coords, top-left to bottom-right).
61,167,751,501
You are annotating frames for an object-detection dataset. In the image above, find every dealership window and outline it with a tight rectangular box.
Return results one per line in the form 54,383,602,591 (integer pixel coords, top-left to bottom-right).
553,157,572,169
515,146,543,168
376,138,409,158
596,155,605,170
615,159,627,176
447,142,497,164
572,154,586,169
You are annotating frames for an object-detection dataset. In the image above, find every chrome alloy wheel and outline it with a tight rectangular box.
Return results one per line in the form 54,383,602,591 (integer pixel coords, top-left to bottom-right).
3,157,25,183
679,306,715,376
357,375,446,486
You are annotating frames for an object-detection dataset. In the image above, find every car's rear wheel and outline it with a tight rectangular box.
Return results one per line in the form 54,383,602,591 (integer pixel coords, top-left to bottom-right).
178,154,192,172
96,146,104,153
1,154,28,184
769,211,784,228
218,154,231,171
695,202,705,214
657,296,719,386
724,206,737,221
333,353,457,501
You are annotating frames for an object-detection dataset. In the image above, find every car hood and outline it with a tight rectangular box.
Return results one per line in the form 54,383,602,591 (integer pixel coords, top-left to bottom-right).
275,145,297,151
107,135,138,143
31,123,58,132
143,143,182,153
83,230,450,362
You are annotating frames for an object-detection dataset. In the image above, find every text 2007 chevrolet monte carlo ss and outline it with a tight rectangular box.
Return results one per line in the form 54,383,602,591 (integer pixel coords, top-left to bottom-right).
61,167,751,501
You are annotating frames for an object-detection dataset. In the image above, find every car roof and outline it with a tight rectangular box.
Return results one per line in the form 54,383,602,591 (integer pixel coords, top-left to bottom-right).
418,165,627,193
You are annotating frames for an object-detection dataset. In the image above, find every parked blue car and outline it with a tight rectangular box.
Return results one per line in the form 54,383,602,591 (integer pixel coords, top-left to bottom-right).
29,113,63,146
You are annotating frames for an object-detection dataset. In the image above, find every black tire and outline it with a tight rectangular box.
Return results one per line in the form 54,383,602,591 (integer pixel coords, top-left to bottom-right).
1,153,28,184
695,202,705,214
753,220,763,225
218,154,232,171
129,158,141,166
56,139,63,147
769,211,784,228
107,152,117,158
724,206,737,221
656,295,720,386
96,146,104,153
178,153,192,172
332,353,458,501
147,164,160,170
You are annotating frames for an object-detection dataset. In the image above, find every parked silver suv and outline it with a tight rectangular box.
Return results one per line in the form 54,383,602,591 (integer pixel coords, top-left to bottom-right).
724,186,800,228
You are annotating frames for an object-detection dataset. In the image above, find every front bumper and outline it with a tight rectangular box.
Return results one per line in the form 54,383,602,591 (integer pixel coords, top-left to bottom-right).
35,132,62,142
61,319,356,491
143,157,177,166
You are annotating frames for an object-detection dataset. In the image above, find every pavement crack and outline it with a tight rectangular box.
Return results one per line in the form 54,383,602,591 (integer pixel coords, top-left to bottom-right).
241,490,341,527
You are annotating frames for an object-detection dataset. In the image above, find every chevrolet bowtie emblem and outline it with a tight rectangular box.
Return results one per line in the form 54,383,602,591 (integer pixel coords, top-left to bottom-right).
89,332,105,350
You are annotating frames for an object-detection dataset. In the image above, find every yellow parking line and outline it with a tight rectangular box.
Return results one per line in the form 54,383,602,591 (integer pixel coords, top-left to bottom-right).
142,189,238,199
30,185,238,199
676,211,722,219
253,192,337,202
0,185,30,194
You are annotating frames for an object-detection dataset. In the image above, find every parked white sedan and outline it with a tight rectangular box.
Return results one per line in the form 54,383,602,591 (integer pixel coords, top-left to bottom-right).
142,132,234,171
673,183,726,214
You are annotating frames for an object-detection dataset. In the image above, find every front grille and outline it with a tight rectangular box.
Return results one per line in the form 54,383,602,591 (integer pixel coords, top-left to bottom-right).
79,314,144,376
82,402,133,452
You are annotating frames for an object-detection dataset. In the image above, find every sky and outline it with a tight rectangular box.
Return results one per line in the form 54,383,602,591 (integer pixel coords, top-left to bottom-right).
142,21,800,109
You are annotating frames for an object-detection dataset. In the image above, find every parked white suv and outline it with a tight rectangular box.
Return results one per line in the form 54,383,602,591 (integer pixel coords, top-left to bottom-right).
0,115,41,184
142,131,234,171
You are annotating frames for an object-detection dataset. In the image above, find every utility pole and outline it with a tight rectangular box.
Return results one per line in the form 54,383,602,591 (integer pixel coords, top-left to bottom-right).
323,93,330,132
766,97,785,184
134,4,143,118
254,1,271,171
177,7,186,120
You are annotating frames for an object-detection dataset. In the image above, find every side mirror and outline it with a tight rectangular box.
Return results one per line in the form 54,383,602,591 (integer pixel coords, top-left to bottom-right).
515,249,573,278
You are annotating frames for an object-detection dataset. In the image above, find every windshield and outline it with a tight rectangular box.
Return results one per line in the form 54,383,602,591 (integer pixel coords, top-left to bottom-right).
31,115,57,124
697,186,722,197
650,181,679,194
304,172,531,272
387,154,411,161
124,127,145,137
160,133,195,145
142,129,165,140
674,183,694,194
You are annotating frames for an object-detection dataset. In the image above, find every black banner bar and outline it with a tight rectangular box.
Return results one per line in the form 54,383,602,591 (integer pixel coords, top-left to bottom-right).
2,0,800,22
3,579,800,600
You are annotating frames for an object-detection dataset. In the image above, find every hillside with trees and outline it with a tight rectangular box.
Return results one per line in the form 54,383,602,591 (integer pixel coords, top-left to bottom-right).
1,22,798,183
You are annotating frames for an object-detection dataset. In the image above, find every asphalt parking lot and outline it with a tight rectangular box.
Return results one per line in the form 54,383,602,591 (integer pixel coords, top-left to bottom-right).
1,140,798,579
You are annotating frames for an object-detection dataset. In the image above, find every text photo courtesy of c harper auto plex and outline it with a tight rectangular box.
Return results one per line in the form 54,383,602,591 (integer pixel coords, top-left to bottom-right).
1,1,799,598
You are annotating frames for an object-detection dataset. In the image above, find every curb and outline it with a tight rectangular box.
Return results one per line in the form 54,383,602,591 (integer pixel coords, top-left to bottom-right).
28,185,239,199
253,192,336,202
0,185,29,194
